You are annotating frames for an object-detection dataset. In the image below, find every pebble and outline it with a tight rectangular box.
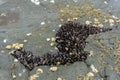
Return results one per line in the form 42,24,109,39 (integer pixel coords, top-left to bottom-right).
89,51,94,56
31,0,40,5
104,1,108,4
6,45,12,49
94,18,99,22
18,73,22,77
3,39,7,43
23,40,28,43
90,64,98,73
14,59,18,62
50,0,55,3
36,68,43,74
22,69,26,73
0,13,6,16
14,43,24,49
59,24,62,27
12,74,17,79
1,50,5,53
109,19,114,23
85,20,92,25
54,47,58,50
98,23,104,28
51,37,56,42
57,77,62,80
29,75,37,80
73,0,78,3
40,22,45,25
5,43,24,50
26,33,32,36
52,29,55,32
10,63,18,69
50,42,55,46
50,66,58,72
46,38,50,41
87,72,94,77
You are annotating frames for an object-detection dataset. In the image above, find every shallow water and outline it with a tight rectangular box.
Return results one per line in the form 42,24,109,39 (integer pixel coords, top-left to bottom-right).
0,0,120,80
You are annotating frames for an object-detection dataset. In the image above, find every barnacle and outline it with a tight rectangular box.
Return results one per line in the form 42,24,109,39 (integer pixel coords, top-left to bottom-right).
10,21,112,71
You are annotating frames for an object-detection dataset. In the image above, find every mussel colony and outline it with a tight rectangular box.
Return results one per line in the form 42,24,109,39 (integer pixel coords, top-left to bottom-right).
10,21,112,71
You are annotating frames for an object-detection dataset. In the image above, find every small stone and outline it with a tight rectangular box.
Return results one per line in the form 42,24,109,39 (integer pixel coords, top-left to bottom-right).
110,23,114,26
29,75,36,80
93,68,98,73
104,19,108,22
6,45,12,49
51,37,56,42
14,46,21,49
89,51,94,56
12,43,17,48
12,74,17,79
98,24,104,28
59,24,62,27
36,68,43,74
73,17,78,20
87,72,94,77
90,64,98,73
73,0,78,3
54,47,58,50
14,59,18,62
19,44,24,47
52,29,55,32
10,63,18,69
31,0,40,5
3,39,7,43
1,13,6,16
26,33,32,36
57,62,61,65
1,50,5,53
94,18,99,22
116,19,120,23
85,20,92,25
40,22,45,25
22,69,26,73
50,66,58,72
50,42,55,47
23,40,28,43
109,19,114,23
104,1,108,4
46,38,50,41
57,77,62,80
50,0,55,3
60,19,64,21
18,73,22,77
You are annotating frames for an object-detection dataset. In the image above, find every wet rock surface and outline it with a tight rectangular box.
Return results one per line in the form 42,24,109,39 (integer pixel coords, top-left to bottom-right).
0,0,120,80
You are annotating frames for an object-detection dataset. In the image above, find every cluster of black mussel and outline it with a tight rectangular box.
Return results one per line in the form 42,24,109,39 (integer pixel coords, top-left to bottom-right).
10,21,112,71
